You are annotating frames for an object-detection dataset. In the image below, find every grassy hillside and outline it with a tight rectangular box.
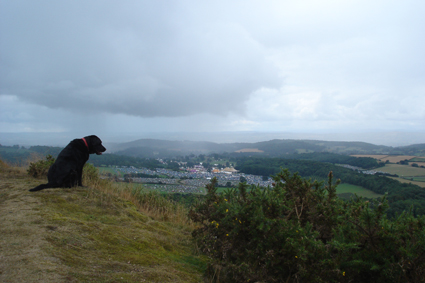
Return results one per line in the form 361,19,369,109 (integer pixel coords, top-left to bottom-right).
0,160,206,282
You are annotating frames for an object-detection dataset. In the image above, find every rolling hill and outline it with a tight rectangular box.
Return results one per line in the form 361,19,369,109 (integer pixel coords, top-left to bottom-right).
108,139,425,158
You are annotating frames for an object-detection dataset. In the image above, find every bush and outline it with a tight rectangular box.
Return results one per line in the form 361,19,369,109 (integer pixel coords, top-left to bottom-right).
83,163,100,185
27,155,55,178
189,169,425,282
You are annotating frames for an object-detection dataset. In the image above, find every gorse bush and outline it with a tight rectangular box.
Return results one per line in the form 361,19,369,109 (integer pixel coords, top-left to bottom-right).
189,169,425,282
27,155,99,183
82,162,100,185
27,154,55,178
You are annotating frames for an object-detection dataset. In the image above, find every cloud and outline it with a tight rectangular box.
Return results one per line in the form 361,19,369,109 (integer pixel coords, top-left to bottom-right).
0,0,280,118
0,0,424,138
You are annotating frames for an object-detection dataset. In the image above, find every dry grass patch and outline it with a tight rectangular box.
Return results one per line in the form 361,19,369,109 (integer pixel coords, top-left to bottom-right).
0,164,69,282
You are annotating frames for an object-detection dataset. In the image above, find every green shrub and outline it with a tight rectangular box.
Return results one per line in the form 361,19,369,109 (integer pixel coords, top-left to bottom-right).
27,154,55,178
83,163,100,185
189,169,425,282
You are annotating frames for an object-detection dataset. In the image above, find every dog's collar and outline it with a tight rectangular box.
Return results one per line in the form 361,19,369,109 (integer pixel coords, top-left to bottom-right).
82,138,89,149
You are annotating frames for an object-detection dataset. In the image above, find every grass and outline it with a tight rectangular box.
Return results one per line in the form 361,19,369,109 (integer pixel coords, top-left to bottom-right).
409,157,425,162
0,160,207,282
98,166,124,177
336,183,383,198
379,163,425,177
35,188,206,282
377,164,425,188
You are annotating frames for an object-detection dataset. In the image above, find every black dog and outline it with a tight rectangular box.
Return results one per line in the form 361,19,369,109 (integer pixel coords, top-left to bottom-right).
29,135,106,192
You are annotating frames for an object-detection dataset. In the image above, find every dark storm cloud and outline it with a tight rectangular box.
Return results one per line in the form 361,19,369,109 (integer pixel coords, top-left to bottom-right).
0,0,280,117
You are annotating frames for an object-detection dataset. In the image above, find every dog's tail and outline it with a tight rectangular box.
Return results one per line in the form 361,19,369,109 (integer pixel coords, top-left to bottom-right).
29,183,56,192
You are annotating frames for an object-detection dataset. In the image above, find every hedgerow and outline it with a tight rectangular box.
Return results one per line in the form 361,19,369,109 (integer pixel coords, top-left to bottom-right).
189,169,425,282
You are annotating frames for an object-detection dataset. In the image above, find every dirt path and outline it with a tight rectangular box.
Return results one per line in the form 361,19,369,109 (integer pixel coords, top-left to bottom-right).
0,175,67,282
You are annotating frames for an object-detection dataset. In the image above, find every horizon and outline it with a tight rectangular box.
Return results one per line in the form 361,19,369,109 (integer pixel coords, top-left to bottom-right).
1,130,424,148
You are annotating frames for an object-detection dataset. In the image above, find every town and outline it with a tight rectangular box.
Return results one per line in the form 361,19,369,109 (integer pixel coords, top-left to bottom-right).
112,164,274,194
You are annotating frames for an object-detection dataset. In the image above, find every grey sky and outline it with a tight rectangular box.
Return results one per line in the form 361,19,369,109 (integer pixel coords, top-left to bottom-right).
1,0,424,144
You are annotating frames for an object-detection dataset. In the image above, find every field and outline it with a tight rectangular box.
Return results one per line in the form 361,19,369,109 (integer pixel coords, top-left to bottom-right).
336,183,383,198
378,163,425,176
98,166,124,176
350,155,425,188
377,164,425,188
409,162,425,167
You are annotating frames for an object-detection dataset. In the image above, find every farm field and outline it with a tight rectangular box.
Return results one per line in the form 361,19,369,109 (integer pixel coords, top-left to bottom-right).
378,164,425,177
336,183,383,198
377,164,425,188
409,162,425,167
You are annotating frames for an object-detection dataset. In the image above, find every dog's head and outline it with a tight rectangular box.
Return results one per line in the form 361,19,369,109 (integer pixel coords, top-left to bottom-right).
84,135,106,155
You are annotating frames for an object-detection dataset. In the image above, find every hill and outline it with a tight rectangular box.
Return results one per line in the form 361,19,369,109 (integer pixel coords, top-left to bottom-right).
108,139,425,158
0,162,205,282
3,158,425,282
2,139,425,161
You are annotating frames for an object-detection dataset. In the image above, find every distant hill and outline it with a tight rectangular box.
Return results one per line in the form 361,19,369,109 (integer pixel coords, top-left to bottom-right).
108,139,425,158
2,139,424,161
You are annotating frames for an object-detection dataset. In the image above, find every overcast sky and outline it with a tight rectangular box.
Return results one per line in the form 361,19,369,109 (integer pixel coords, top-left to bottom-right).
1,0,424,145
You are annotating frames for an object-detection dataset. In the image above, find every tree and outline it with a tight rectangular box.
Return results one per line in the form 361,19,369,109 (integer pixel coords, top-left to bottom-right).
189,170,425,282
166,161,180,171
